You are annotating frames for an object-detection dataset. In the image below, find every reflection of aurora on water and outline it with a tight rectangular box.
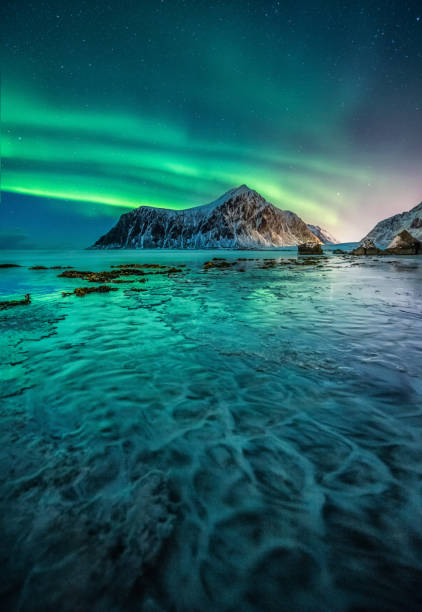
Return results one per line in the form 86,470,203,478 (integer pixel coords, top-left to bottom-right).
0,250,422,610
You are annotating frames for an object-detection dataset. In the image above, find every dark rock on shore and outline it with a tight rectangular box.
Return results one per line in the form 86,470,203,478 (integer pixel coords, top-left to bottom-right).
351,231,421,256
351,239,382,255
386,229,421,255
298,242,323,255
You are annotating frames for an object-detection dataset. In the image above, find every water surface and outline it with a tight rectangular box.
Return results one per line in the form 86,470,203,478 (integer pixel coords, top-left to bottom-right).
1,248,421,611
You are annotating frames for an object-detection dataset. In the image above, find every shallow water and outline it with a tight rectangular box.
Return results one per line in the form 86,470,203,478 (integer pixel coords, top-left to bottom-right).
1,248,422,611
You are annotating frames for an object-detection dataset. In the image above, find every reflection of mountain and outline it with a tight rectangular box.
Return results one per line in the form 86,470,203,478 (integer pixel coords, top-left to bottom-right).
362,201,422,246
92,185,334,249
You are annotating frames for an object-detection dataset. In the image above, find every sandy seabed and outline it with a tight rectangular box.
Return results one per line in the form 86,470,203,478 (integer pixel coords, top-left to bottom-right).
1,248,421,611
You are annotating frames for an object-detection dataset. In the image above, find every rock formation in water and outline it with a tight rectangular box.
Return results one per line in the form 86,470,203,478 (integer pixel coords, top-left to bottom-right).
386,229,421,255
91,185,331,249
298,242,323,255
351,238,382,256
362,201,422,247
351,231,421,256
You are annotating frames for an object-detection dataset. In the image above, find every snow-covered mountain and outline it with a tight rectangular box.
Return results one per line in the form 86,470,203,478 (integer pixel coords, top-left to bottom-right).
362,201,422,247
91,185,330,249
306,224,339,244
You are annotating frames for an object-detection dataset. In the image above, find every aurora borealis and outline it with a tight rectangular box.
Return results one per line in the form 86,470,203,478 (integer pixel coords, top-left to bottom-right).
1,1,421,247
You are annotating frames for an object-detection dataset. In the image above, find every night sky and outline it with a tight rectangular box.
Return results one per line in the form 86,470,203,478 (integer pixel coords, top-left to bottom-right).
1,1,421,247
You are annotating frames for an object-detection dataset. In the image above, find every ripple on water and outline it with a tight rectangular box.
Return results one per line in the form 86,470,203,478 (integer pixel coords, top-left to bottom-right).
0,251,422,610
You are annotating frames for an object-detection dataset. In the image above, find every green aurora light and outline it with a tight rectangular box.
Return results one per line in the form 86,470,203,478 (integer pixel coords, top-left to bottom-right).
1,1,421,243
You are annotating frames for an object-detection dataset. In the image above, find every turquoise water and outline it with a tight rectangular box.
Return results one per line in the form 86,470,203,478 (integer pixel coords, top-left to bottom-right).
1,248,422,611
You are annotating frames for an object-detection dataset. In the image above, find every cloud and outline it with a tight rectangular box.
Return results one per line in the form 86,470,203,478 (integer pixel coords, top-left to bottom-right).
0,228,38,249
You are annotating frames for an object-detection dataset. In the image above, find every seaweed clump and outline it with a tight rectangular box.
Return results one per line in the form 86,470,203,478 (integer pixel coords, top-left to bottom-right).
294,258,321,266
0,294,31,310
259,258,322,269
28,265,73,270
58,266,182,283
111,263,167,269
203,258,236,270
62,286,119,298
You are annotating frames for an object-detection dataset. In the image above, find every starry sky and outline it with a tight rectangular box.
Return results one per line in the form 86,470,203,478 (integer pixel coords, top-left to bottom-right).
1,0,421,247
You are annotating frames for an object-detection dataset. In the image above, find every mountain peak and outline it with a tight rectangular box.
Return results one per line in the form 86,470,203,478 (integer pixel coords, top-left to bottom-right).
91,184,326,249
233,183,253,193
194,184,260,212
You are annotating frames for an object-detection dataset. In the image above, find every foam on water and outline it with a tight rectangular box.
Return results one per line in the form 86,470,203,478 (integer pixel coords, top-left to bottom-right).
1,249,422,611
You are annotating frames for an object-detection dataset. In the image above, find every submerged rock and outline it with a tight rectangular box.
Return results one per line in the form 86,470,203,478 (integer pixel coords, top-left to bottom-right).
0,263,21,268
58,269,94,279
74,285,119,297
203,258,236,269
62,286,119,298
111,263,167,269
386,229,421,255
58,266,182,283
0,294,31,310
298,242,323,255
295,258,320,265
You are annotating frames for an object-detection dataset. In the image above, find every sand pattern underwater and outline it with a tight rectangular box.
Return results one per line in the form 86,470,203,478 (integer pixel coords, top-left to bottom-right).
1,248,422,611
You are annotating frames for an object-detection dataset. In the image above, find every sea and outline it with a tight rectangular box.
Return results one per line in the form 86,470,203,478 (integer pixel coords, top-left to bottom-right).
1,246,421,611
